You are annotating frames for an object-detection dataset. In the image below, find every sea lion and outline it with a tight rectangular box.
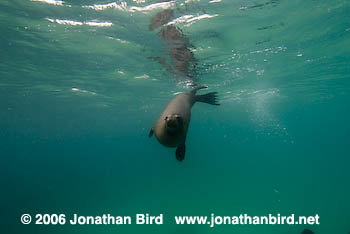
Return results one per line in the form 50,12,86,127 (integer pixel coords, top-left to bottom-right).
149,86,219,161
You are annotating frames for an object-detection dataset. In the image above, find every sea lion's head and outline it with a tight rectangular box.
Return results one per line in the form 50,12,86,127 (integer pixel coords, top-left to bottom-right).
164,114,183,135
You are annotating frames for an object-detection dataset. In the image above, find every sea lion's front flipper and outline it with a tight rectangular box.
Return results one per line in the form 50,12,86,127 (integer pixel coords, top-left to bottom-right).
175,145,185,162
149,128,154,138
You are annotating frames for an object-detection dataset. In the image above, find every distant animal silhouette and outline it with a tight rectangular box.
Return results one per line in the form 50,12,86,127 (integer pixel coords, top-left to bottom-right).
149,9,197,79
301,229,315,234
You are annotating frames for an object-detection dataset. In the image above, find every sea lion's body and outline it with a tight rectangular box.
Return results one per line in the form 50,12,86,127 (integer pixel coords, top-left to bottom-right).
153,92,193,147
149,86,219,161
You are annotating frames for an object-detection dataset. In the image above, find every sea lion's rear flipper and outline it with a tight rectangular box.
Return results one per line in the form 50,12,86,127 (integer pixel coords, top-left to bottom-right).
195,92,220,105
191,86,207,94
175,145,185,162
149,128,154,138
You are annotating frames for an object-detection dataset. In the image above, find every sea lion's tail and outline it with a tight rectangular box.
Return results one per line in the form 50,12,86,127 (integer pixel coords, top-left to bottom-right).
195,92,220,105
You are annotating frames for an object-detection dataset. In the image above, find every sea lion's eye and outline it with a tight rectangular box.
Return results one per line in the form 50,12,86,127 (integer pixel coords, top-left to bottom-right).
164,116,168,120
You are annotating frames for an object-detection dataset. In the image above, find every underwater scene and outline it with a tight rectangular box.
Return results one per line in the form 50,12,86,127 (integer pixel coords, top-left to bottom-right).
1,0,349,233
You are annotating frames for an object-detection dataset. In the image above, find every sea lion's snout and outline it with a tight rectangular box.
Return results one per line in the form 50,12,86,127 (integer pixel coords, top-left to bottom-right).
164,115,183,132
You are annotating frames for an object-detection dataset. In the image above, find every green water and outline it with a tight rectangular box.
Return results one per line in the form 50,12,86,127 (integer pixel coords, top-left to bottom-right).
1,0,349,233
